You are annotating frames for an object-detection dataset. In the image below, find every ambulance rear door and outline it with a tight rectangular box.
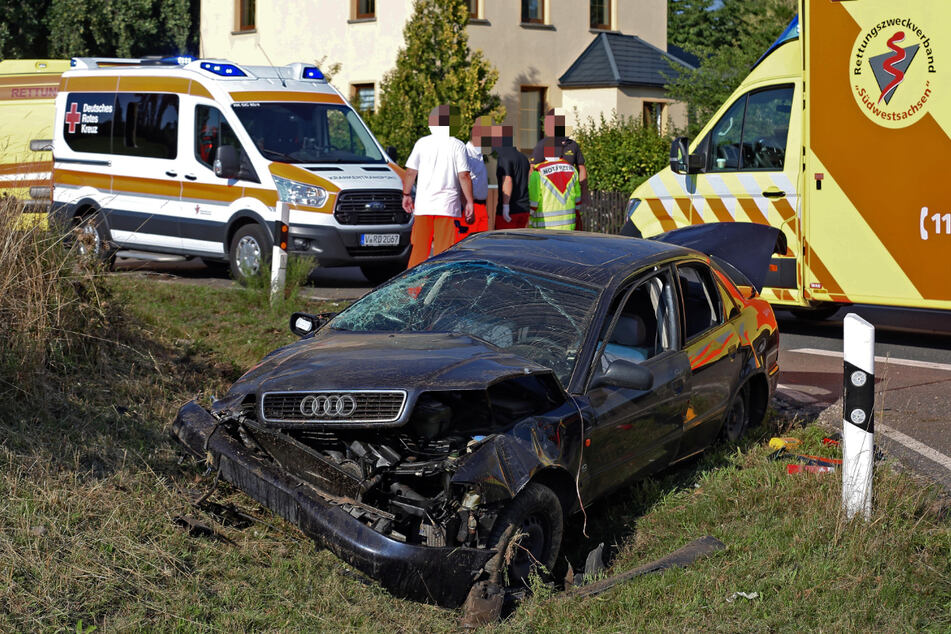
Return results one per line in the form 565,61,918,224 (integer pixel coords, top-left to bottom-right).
803,0,951,310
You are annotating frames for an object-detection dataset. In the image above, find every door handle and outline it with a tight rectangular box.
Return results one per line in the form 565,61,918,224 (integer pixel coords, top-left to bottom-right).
762,187,785,198
165,170,178,178
184,173,197,181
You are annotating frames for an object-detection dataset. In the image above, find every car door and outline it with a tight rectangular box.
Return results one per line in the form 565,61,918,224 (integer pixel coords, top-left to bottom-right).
582,268,690,498
675,260,742,458
106,91,185,252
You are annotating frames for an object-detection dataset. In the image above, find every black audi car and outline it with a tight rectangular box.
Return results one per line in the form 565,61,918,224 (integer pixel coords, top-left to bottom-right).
172,225,781,607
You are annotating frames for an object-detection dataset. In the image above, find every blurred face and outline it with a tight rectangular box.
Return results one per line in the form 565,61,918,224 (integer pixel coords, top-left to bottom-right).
429,104,462,135
544,113,566,137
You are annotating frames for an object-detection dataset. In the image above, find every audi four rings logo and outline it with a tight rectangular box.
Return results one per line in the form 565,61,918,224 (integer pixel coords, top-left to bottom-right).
299,394,358,417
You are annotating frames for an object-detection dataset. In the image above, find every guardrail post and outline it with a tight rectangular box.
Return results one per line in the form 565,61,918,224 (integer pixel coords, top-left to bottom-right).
270,202,289,304
842,313,875,520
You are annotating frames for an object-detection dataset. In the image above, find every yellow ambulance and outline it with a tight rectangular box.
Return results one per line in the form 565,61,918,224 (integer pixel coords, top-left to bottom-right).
51,57,410,282
626,0,950,315
0,59,69,224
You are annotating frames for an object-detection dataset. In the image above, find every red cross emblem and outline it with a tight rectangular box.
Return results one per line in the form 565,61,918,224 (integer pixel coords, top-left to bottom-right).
65,102,81,133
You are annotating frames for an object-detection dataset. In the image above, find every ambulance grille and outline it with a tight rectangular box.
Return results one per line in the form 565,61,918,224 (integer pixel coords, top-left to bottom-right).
334,190,409,225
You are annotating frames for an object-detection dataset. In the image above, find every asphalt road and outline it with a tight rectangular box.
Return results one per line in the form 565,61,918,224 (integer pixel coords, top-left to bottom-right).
775,306,951,490
113,258,951,489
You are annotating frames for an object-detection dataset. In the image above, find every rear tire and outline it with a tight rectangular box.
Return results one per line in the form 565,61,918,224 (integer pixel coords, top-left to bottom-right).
360,262,406,286
488,482,563,588
229,224,271,282
71,212,114,268
721,383,750,443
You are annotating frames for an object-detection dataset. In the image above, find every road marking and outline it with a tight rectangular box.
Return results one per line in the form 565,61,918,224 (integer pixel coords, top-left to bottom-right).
879,423,951,473
788,348,951,372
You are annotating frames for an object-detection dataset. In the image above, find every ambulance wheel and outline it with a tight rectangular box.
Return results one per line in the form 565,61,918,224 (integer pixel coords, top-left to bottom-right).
72,212,114,268
360,262,406,286
229,224,271,282
789,304,841,321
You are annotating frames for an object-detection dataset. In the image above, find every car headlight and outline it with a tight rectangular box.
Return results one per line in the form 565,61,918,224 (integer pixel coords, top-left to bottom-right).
274,176,328,208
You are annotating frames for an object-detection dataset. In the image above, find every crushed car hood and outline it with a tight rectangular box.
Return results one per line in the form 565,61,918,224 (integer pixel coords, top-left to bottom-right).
228,330,554,396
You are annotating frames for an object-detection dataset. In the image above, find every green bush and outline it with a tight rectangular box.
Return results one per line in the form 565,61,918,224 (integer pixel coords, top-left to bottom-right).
572,112,672,193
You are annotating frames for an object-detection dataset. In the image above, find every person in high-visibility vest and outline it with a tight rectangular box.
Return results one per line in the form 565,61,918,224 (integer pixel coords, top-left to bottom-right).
528,157,582,230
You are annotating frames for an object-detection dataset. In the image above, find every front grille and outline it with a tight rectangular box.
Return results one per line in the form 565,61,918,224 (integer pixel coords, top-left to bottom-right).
261,390,407,425
334,190,410,225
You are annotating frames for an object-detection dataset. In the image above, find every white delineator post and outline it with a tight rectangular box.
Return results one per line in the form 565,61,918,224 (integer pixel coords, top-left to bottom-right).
842,313,875,520
270,201,289,304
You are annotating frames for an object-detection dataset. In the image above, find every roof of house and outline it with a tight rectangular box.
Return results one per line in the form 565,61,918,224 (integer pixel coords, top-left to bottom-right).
559,32,696,89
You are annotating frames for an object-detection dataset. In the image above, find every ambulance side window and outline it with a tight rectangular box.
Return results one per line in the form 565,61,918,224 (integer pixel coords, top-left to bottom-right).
113,93,179,159
195,105,258,182
705,84,794,172
62,93,118,155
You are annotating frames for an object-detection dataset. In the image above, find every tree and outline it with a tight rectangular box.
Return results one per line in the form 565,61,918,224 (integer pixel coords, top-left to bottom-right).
44,0,197,59
370,0,504,162
665,0,796,137
0,1,52,59
571,112,670,192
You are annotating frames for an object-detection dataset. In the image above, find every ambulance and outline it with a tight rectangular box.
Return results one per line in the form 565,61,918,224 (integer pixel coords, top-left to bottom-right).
626,0,950,316
51,57,410,282
0,59,69,224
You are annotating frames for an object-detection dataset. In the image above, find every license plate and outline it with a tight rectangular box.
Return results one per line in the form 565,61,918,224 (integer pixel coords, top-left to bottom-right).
360,233,400,247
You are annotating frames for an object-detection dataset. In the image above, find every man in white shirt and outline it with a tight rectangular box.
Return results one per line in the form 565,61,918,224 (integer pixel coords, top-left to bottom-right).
402,104,475,268
456,116,490,241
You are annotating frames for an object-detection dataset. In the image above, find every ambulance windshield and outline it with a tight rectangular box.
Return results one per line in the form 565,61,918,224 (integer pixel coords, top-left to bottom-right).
231,102,385,164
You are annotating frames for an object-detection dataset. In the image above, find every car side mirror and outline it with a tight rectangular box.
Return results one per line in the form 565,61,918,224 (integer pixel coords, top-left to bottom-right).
669,136,704,175
289,311,337,338
386,145,400,164
589,359,654,391
214,145,240,179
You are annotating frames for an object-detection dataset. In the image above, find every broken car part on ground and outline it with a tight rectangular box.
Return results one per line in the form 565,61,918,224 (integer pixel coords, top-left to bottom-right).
172,225,783,607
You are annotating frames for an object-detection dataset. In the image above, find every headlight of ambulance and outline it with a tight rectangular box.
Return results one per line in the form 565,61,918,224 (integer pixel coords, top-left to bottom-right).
274,176,328,208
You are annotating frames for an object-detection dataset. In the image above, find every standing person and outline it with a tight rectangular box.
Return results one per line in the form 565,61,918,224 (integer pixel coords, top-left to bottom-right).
528,156,582,230
493,124,531,230
457,116,491,241
531,108,588,229
402,104,475,268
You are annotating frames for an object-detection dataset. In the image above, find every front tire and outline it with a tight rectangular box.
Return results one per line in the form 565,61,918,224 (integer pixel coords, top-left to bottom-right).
229,224,271,282
71,211,114,268
488,482,563,588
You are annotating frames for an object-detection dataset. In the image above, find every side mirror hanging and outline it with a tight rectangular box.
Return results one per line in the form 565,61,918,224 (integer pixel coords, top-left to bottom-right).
214,145,240,179
669,136,704,175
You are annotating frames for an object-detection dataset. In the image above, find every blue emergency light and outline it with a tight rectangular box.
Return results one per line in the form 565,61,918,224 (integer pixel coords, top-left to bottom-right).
163,55,196,66
200,62,247,77
302,67,325,80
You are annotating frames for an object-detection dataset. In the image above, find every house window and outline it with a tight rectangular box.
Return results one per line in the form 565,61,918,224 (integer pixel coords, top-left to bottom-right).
643,101,666,132
590,0,610,30
237,0,255,31
468,0,479,19
521,0,544,24
352,83,375,113
355,0,375,19
518,87,546,150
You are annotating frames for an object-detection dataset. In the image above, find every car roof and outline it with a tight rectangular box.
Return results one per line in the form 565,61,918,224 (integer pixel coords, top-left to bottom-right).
440,229,697,287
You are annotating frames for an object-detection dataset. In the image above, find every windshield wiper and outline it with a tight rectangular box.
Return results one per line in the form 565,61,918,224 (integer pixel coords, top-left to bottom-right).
259,148,298,162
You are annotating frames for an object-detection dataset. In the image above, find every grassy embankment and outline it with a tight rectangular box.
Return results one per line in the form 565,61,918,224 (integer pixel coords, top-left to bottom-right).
1,199,949,631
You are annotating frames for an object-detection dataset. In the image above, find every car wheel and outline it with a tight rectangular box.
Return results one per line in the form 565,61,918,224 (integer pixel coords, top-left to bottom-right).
229,224,271,282
360,262,406,286
722,383,750,443
71,212,114,267
488,482,563,588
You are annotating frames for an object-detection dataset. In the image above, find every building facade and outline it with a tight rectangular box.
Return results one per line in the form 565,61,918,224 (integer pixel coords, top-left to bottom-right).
200,0,690,151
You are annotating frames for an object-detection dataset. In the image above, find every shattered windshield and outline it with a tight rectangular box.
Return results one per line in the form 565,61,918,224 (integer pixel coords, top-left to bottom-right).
231,102,384,163
330,260,598,385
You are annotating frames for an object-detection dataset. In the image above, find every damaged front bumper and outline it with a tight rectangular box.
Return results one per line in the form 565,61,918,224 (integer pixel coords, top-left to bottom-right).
171,400,494,607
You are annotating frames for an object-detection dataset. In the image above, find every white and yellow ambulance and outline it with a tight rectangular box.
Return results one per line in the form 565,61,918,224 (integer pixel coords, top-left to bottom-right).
626,0,950,315
0,59,69,225
51,57,410,282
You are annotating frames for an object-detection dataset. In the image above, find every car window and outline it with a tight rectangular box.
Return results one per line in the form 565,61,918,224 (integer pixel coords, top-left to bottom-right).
595,271,677,373
705,84,794,172
329,260,598,386
677,263,723,341
195,105,258,182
